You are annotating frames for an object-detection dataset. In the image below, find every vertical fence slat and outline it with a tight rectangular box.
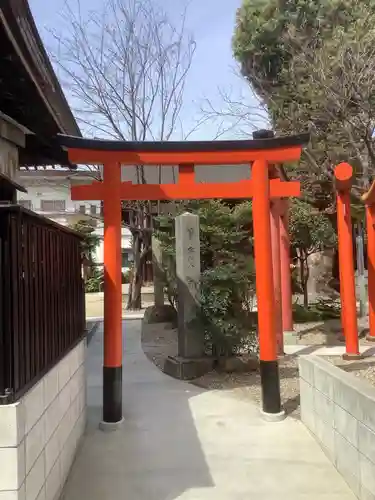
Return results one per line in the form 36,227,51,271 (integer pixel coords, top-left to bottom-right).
0,207,85,403
12,214,22,393
33,224,41,376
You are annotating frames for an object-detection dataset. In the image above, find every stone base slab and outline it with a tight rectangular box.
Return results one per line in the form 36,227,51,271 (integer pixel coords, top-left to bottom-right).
163,356,214,380
283,330,299,345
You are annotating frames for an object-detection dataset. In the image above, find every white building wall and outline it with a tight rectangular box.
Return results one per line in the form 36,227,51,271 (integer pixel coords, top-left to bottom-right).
17,176,132,266
0,340,86,500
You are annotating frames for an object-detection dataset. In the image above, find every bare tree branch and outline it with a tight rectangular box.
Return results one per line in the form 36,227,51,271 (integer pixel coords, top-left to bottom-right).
49,0,196,309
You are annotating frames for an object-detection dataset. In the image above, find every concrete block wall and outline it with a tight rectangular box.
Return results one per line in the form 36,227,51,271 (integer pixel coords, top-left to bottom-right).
0,339,87,500
299,355,375,500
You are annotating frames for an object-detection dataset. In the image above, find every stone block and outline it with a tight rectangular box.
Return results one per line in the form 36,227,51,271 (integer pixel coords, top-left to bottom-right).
43,368,58,411
283,331,299,346
35,488,45,500
299,356,315,385
334,431,360,496
60,440,74,485
25,452,45,500
163,356,214,380
76,410,86,437
0,444,25,491
359,423,375,465
361,453,375,497
0,485,25,500
78,387,86,416
69,422,80,457
143,305,177,325
44,397,60,443
58,357,70,392
314,363,334,399
333,377,362,421
359,394,375,434
76,340,85,368
69,371,80,404
313,389,334,426
76,365,85,391
0,402,24,447
45,458,60,500
45,428,59,478
56,410,72,452
67,347,79,379
70,395,80,428
58,385,70,419
26,416,45,474
24,382,44,435
300,379,315,432
315,415,335,461
362,485,375,500
334,404,358,448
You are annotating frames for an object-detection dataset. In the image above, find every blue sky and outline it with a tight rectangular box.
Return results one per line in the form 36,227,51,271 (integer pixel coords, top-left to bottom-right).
29,0,265,139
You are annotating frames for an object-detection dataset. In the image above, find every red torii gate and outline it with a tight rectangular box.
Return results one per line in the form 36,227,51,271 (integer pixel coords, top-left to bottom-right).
59,132,309,427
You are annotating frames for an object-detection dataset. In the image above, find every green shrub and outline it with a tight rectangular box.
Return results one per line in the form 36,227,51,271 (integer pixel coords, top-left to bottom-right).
196,263,258,357
85,267,103,293
293,298,341,323
156,200,258,357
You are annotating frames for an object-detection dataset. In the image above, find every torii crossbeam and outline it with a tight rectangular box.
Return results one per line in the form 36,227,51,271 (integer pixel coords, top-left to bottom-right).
59,132,309,428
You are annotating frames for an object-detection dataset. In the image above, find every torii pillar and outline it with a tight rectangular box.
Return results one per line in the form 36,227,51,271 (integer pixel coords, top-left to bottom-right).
334,163,361,359
280,201,294,335
361,178,375,342
270,199,283,354
58,131,309,426
102,162,123,426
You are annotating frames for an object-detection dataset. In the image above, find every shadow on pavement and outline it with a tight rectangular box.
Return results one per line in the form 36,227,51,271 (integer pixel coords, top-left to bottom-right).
63,321,214,500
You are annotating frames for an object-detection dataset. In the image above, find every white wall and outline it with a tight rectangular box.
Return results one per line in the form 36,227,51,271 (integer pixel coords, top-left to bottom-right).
0,340,87,500
17,176,132,266
18,184,81,213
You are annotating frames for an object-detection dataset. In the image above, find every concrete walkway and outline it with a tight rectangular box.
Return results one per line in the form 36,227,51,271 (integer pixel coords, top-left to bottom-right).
62,321,356,500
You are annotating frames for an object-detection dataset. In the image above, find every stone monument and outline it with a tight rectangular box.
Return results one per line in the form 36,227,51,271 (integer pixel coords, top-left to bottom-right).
175,212,203,358
164,212,211,379
152,235,165,308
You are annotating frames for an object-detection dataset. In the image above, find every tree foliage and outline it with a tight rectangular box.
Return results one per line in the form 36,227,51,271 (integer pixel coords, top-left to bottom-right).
71,219,101,291
71,219,100,264
155,200,258,356
233,0,375,212
289,199,337,306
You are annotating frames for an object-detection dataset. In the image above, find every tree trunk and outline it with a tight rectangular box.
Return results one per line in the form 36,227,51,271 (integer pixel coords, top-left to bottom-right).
298,252,310,308
127,233,142,310
303,281,309,308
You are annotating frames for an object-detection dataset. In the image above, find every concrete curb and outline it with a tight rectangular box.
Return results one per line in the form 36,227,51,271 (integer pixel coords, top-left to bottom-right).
285,345,375,356
86,321,101,345
99,417,125,432
299,355,375,498
260,410,286,422
86,314,145,322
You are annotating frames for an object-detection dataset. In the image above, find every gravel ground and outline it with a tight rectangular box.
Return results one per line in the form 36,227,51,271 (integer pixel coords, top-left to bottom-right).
326,355,375,387
292,317,371,346
141,321,301,418
141,317,375,421
194,356,301,418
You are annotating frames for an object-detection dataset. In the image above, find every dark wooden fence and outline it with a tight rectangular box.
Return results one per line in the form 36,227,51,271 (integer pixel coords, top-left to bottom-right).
0,206,85,404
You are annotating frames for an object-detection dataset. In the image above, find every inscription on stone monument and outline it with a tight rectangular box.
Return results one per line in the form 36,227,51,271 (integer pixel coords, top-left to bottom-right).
175,212,203,358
